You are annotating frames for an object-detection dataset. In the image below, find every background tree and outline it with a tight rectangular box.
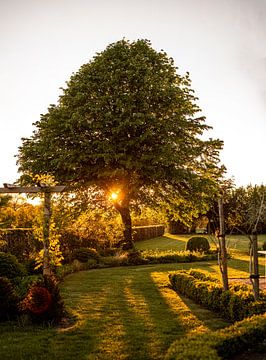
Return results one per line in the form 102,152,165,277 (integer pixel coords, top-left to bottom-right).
17,39,224,248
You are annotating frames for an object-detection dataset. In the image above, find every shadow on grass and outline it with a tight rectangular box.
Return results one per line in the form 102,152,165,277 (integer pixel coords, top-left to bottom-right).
0,262,232,360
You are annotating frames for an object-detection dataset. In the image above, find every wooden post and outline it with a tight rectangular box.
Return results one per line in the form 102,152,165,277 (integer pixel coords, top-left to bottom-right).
218,196,229,291
43,190,52,276
0,185,65,276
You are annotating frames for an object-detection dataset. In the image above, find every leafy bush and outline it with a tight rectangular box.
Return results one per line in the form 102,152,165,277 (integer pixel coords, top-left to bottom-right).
262,241,266,251
21,275,65,324
0,252,25,280
24,258,43,275
0,229,40,262
72,247,100,263
0,276,19,321
186,236,210,253
169,270,266,322
165,314,266,360
141,250,217,264
60,209,123,260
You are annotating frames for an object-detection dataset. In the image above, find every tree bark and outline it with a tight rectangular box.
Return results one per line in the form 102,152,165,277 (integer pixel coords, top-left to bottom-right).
43,191,52,276
218,196,229,291
113,200,135,250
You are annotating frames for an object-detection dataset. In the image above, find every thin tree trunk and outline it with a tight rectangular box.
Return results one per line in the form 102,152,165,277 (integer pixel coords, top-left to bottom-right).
218,196,229,291
250,232,260,300
43,191,52,276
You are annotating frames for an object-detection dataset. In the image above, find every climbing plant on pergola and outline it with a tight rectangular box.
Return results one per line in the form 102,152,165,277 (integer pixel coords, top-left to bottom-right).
0,183,65,275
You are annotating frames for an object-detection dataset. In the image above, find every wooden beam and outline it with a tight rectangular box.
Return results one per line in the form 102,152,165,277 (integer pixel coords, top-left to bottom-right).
0,186,66,194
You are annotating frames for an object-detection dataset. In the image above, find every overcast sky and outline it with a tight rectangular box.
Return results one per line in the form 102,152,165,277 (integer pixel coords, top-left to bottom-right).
0,0,265,186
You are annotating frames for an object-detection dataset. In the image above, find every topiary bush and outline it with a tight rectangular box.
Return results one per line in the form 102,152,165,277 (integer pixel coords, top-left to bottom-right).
0,252,25,280
72,247,100,263
0,276,20,321
21,275,65,324
186,236,210,253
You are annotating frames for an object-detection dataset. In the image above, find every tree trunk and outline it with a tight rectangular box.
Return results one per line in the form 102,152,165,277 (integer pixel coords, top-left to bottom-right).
250,232,260,300
113,200,135,250
218,197,229,291
43,191,52,276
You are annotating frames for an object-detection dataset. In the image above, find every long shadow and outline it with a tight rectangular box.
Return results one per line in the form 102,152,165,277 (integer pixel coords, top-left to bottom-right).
228,256,265,276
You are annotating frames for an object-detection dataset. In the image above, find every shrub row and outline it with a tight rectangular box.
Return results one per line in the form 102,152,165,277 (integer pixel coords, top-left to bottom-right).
132,225,165,242
141,250,217,264
165,313,266,360
169,270,266,322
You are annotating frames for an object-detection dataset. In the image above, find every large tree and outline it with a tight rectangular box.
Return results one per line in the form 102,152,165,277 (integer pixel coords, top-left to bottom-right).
17,39,223,248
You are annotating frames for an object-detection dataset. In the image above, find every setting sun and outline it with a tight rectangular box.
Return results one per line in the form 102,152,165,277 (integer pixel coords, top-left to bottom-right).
110,192,119,201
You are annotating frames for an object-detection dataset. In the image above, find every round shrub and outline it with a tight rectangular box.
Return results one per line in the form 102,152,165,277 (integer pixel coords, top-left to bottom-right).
186,236,210,253
72,247,100,263
21,275,65,324
0,276,19,321
0,252,25,279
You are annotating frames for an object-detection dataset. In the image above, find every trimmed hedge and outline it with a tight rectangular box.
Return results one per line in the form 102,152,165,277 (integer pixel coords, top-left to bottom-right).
186,236,210,253
132,225,164,242
141,250,217,264
169,270,266,322
165,313,266,360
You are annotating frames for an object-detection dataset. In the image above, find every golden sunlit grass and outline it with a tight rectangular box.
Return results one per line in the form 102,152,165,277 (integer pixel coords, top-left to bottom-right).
0,233,265,359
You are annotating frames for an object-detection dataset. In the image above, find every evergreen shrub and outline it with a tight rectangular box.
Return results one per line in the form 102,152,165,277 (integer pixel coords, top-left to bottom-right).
0,276,19,321
0,252,25,280
186,236,210,253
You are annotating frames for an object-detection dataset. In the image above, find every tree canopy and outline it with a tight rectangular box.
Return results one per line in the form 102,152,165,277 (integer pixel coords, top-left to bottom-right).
17,39,224,246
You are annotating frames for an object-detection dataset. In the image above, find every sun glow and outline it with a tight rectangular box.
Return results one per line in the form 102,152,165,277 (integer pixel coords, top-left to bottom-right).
110,192,119,201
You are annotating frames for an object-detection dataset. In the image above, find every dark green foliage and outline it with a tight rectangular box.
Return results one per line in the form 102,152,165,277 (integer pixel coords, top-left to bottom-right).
141,250,217,264
0,252,25,279
0,229,40,262
18,39,224,248
169,270,266,322
165,314,266,360
186,236,210,253
24,258,43,275
72,247,100,263
21,275,65,324
0,276,19,321
262,241,266,250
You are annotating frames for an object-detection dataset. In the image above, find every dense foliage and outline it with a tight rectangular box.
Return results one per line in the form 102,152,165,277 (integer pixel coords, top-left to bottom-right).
0,252,25,280
0,276,19,321
21,275,65,324
17,39,223,247
169,270,266,322
185,236,210,252
165,313,266,360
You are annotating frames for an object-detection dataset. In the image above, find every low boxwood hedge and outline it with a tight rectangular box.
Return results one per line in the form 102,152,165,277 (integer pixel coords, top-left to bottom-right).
169,270,266,322
165,313,266,360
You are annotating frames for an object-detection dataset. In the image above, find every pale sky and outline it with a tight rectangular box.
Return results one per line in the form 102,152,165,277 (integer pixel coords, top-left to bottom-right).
0,0,265,186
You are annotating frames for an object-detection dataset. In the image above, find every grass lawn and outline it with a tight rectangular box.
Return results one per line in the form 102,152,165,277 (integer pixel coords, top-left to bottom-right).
0,233,265,359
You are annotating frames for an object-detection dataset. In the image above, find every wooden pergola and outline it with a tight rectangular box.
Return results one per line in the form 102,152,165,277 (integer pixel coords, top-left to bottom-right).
0,184,65,275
